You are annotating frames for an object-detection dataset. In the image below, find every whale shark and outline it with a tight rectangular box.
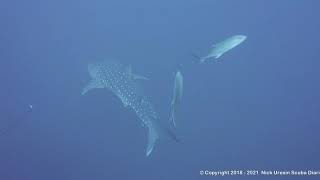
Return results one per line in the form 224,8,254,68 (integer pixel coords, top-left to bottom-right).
199,35,247,63
82,60,177,156
169,71,183,127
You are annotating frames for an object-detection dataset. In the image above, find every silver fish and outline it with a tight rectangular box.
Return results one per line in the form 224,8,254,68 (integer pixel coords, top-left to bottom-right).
200,35,247,63
169,71,183,127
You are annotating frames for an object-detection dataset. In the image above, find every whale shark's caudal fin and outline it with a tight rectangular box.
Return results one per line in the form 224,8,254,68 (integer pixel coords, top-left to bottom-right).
81,79,104,95
145,121,180,157
146,123,159,157
148,120,180,156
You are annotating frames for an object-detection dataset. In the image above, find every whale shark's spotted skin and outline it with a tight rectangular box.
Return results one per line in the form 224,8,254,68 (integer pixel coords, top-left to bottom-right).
82,61,159,156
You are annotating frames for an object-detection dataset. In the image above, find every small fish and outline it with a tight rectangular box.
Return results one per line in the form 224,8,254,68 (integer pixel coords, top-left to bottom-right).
169,71,183,127
199,35,247,63
28,104,33,112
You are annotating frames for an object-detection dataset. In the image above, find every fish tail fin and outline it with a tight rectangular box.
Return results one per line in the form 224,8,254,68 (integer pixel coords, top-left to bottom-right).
81,79,103,95
146,123,159,157
169,102,176,127
146,120,180,156
164,126,181,143
191,52,206,63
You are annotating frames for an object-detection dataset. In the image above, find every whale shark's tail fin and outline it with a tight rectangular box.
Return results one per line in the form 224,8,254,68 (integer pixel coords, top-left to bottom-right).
145,120,180,156
146,123,159,157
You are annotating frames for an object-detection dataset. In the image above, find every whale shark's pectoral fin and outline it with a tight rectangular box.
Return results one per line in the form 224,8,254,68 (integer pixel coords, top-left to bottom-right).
132,74,149,81
146,124,159,157
81,79,104,95
126,65,149,81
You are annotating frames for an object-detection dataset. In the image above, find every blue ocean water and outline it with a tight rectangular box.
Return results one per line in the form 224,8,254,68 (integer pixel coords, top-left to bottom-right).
1,0,320,179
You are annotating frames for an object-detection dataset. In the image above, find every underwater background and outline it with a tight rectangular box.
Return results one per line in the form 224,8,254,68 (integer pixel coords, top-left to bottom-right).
1,0,320,179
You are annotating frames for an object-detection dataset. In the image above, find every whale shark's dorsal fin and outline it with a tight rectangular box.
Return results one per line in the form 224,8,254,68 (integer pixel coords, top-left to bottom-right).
126,65,149,81
125,65,133,75
132,74,149,81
